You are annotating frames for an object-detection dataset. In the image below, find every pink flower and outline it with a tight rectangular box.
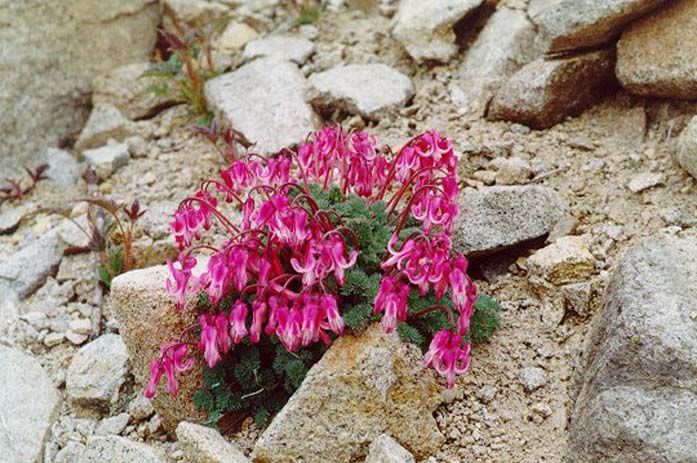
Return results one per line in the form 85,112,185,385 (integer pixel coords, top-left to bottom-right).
170,205,203,250
166,254,199,310
423,330,471,388
206,253,230,305
300,294,321,345
250,300,267,343
214,312,232,354
322,293,344,335
199,314,221,368
228,246,249,291
326,235,357,285
145,342,193,398
229,300,249,343
450,255,477,329
144,359,163,398
221,160,254,196
373,276,410,333
276,306,302,352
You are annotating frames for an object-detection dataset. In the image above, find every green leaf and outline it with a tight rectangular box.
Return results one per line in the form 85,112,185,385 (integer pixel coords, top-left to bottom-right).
193,389,215,412
397,322,423,346
254,406,270,428
469,294,501,344
342,303,374,331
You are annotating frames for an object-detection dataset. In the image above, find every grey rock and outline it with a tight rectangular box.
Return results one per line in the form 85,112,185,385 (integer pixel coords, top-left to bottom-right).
93,62,178,120
242,35,315,65
205,57,320,155
527,236,595,289
531,402,553,418
176,421,250,463
45,147,83,187
562,282,592,317
75,103,131,152
489,50,617,129
659,206,697,228
162,0,229,30
365,434,415,463
56,442,86,463
0,203,31,235
128,394,155,422
0,346,60,463
252,324,444,463
80,436,167,463
453,186,566,257
0,0,159,172
458,8,539,116
83,143,130,180
309,63,414,119
617,0,697,99
533,0,665,54
57,253,99,282
568,236,697,463
215,21,259,52
676,116,697,179
518,366,547,393
67,334,130,411
0,232,65,299
392,0,485,63
95,413,131,436
492,157,533,185
627,172,663,193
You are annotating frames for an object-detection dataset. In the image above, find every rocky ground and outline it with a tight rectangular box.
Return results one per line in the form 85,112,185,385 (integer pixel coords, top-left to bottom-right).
2,1,697,463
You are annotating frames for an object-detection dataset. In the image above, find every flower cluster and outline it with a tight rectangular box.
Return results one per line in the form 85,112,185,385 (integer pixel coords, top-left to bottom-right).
146,127,477,398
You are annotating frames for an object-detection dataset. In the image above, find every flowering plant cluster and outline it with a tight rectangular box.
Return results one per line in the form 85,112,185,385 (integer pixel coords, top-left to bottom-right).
146,127,499,427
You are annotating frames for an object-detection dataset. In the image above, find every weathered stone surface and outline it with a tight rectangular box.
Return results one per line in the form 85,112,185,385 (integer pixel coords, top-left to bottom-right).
0,346,61,463
162,0,229,30
176,421,250,463
365,434,415,463
80,436,167,463
309,63,414,119
519,366,547,393
453,186,566,257
205,58,319,155
617,0,697,99
45,147,83,187
491,157,533,185
215,21,259,52
93,62,179,120
533,0,665,54
95,413,131,436
67,334,131,410
0,232,65,299
568,235,697,463
0,203,31,235
676,116,697,179
83,143,131,180
488,50,617,129
458,8,539,116
252,324,444,463
75,103,131,152
527,236,595,289
111,264,207,431
627,172,663,193
0,0,159,171
392,0,484,63
242,35,315,65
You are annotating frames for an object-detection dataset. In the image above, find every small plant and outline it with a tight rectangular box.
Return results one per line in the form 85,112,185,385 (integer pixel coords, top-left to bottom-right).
143,23,222,123
191,118,253,164
145,127,500,429
1,164,49,204
294,1,320,26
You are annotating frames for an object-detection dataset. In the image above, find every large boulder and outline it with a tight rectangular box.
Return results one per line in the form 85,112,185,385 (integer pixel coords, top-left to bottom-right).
488,50,617,129
568,235,697,463
532,0,666,54
111,264,206,432
205,57,320,155
0,347,61,463
616,0,697,100
252,324,444,463
0,0,159,173
392,0,484,63
458,7,539,117
453,186,567,257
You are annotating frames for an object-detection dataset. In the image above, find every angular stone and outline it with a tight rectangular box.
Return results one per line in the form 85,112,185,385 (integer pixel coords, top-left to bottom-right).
309,64,414,120
518,366,547,393
83,143,130,180
568,236,697,463
0,0,159,170
453,186,566,257
162,0,229,30
392,0,484,63
242,35,315,65
95,413,131,436
75,103,131,152
205,58,320,155
488,50,617,129
67,334,131,411
627,172,663,193
57,253,99,282
562,282,592,317
111,264,207,431
45,147,83,187
533,0,665,54
93,62,178,120
80,436,167,463
215,21,259,52
56,442,86,463
0,203,30,235
458,8,539,116
527,236,595,288
492,157,533,185
0,346,61,463
252,324,444,463
676,116,697,179
616,0,697,99
176,421,250,463
0,232,65,299
365,434,416,463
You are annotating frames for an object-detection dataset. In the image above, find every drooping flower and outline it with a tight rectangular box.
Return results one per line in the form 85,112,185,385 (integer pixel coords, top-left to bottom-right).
199,314,221,368
165,254,199,310
322,293,344,335
423,330,471,388
373,276,410,333
229,300,249,343
250,300,267,343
